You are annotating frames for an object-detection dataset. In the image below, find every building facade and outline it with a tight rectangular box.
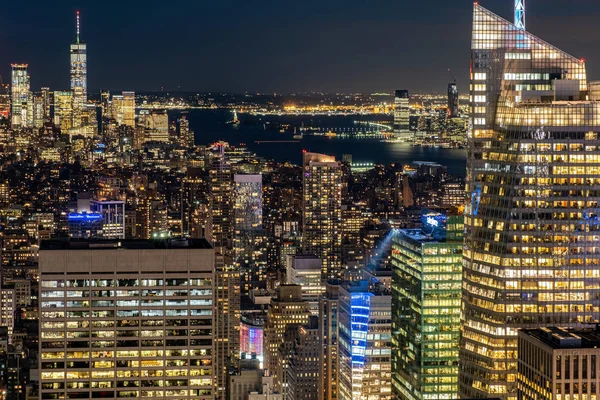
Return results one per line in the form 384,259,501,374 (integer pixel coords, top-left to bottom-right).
302,152,342,281
391,211,463,400
39,239,215,399
70,11,87,129
518,327,600,400
461,4,597,400
10,64,30,129
394,90,411,142
338,280,392,400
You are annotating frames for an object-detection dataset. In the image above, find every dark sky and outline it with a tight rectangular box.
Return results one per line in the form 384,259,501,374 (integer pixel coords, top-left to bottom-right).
1,0,600,94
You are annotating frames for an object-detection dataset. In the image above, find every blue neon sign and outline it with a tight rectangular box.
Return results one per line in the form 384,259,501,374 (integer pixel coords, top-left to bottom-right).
68,213,103,221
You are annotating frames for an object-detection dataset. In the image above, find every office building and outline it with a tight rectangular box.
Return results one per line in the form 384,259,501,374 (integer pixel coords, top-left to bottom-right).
10,64,30,129
391,210,463,400
145,109,170,143
338,280,392,400
264,285,311,391
319,282,340,400
283,317,321,400
447,83,459,118
0,81,9,119
39,238,216,400
302,152,342,281
70,11,87,129
286,255,323,312
394,90,411,142
53,91,74,132
68,193,125,239
518,327,600,400
461,4,596,400
0,287,15,343
122,91,135,127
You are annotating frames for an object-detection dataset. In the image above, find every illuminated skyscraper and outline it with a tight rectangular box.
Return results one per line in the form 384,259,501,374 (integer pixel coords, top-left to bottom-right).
70,11,87,129
338,280,392,400
53,91,74,132
39,239,216,399
447,83,459,117
461,4,594,400
233,174,267,294
0,80,10,120
391,210,463,400
122,91,136,127
302,152,342,281
10,64,30,129
393,90,411,141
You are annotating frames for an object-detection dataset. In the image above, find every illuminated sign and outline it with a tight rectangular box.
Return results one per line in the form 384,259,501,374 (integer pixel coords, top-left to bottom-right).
426,216,440,227
68,213,103,221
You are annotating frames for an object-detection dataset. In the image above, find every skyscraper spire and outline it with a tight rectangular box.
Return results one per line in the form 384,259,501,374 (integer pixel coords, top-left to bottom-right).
515,0,525,30
76,11,80,43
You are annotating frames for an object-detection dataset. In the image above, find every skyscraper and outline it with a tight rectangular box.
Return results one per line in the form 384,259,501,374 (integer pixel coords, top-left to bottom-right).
0,80,10,120
53,91,74,132
302,152,342,281
393,90,411,141
391,210,463,400
10,64,30,129
122,91,136,127
39,238,216,399
461,4,593,400
233,174,267,294
338,280,392,400
70,11,87,129
447,83,459,118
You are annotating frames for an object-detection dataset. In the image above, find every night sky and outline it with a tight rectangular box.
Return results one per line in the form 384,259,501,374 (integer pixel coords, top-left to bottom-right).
1,0,600,94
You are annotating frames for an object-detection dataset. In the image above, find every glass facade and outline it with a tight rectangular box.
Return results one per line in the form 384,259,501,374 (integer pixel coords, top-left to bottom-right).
462,4,599,400
338,282,392,400
391,214,463,400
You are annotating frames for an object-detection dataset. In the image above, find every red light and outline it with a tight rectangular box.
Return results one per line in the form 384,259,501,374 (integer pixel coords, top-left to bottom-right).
302,149,307,153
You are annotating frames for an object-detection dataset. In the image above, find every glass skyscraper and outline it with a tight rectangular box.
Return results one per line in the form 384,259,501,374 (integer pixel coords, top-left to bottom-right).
391,211,463,400
461,4,598,399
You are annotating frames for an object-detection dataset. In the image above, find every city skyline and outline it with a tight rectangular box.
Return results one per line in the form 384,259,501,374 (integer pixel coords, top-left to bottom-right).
2,0,600,93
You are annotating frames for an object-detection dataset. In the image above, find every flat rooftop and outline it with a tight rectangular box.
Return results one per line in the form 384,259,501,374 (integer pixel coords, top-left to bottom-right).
40,238,213,251
521,327,600,349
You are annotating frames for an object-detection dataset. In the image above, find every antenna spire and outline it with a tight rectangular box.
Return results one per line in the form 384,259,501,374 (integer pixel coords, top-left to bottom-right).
515,0,525,30
76,11,80,43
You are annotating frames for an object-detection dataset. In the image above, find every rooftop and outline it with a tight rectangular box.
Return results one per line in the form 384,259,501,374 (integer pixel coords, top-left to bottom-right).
39,238,213,251
520,327,600,349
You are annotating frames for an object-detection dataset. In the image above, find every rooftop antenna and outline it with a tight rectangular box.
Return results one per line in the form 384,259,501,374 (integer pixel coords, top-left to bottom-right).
76,10,81,43
515,0,525,30
448,68,457,84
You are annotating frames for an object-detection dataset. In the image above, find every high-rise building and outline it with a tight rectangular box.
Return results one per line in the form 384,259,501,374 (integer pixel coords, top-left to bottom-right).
10,64,30,129
32,92,45,128
338,280,392,400
461,4,594,400
283,317,321,400
264,285,311,391
517,327,600,400
209,143,233,252
39,238,216,399
286,255,323,312
391,210,463,400
318,281,340,400
0,80,10,119
122,91,135,127
53,91,74,132
233,174,267,294
70,11,87,129
302,152,342,281
447,83,459,117
393,90,411,141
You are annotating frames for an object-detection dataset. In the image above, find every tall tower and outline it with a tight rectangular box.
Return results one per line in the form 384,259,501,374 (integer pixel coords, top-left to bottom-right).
10,64,30,129
302,152,342,281
461,4,591,400
70,11,87,129
515,0,525,30
447,83,459,118
393,90,411,141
